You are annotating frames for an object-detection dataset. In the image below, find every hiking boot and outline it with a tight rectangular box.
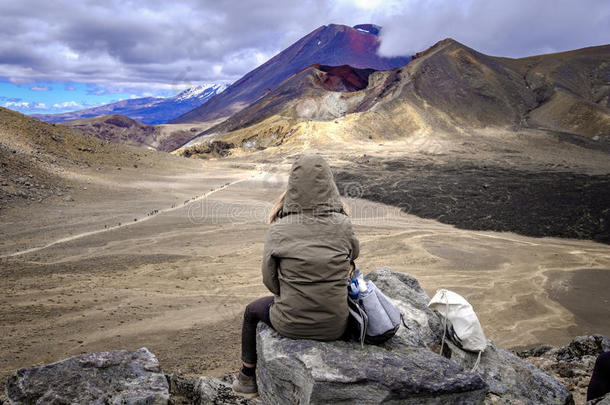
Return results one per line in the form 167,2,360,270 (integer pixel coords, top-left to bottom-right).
232,370,257,394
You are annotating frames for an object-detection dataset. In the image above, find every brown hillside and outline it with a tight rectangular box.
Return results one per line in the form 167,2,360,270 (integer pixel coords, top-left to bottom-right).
0,107,193,210
61,114,160,149
60,114,217,152
500,45,610,138
367,40,610,138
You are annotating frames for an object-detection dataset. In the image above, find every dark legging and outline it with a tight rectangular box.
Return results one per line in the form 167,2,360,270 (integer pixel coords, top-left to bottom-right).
587,351,610,401
241,296,274,364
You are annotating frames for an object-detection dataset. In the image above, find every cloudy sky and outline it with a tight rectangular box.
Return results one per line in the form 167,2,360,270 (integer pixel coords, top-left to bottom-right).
1,0,608,114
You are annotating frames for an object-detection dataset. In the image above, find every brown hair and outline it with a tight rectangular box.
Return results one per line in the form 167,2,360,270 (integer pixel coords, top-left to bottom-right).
268,191,351,223
268,191,287,224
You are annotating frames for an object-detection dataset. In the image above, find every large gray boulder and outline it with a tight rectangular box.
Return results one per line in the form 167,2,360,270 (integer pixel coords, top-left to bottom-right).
5,348,169,405
257,324,487,404
256,267,573,405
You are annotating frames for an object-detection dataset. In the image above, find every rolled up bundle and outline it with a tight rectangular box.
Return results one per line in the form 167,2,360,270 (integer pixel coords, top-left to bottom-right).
360,281,400,336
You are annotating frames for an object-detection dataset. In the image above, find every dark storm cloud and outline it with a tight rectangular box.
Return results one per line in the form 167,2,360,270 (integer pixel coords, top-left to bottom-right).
377,0,610,57
0,44,47,67
0,0,607,94
0,0,337,91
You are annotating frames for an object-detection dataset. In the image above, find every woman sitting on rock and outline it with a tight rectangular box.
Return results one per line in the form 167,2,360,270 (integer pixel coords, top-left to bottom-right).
233,154,359,394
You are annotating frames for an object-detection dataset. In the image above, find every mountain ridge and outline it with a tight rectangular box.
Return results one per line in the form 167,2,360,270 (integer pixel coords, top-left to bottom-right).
170,24,411,124
179,38,609,153
58,114,219,152
31,83,229,125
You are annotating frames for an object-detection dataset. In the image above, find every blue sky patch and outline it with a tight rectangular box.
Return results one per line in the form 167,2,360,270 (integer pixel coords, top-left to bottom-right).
0,80,158,114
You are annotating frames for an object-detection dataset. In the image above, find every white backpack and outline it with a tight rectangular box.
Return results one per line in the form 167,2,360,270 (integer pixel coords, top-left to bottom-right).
428,289,487,370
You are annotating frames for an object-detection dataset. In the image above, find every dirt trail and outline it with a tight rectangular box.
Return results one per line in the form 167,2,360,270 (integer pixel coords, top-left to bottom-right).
0,174,260,258
1,162,609,385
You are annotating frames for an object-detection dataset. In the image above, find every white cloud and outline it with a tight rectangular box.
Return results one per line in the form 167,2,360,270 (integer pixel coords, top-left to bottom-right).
63,50,79,60
4,101,47,109
4,101,27,107
52,101,80,109
29,85,51,91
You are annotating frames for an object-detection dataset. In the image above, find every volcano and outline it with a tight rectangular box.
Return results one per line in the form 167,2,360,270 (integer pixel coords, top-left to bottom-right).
170,24,410,124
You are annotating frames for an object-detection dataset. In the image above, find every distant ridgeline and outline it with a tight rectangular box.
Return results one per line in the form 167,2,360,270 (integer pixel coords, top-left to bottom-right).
177,34,609,153
32,84,229,125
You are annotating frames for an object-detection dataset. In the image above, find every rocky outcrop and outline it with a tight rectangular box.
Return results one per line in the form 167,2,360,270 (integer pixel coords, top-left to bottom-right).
519,335,610,405
5,348,169,404
256,267,573,405
447,340,572,404
166,373,256,405
180,140,235,158
257,323,487,404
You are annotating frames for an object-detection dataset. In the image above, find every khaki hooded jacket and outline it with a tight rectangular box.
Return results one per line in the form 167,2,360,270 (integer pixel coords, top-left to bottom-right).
262,154,360,340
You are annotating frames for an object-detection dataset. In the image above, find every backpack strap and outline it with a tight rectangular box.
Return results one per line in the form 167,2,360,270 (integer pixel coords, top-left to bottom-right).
448,325,463,348
471,351,482,373
347,296,368,348
439,290,449,355
400,313,408,328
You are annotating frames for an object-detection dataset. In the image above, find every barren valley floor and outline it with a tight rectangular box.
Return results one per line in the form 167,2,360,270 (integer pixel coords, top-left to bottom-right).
1,156,609,384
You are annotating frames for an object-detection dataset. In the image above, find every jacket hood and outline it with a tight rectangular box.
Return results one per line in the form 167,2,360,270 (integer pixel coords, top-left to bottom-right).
282,154,343,215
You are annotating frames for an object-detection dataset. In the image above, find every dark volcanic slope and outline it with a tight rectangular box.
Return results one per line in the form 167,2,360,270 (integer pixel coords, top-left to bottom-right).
171,24,410,124
191,64,377,139
312,64,375,91
334,157,610,244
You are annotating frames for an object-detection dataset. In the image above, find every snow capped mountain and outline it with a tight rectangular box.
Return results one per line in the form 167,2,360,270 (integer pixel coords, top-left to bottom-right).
352,24,381,35
32,83,230,125
173,83,229,102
